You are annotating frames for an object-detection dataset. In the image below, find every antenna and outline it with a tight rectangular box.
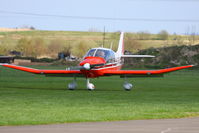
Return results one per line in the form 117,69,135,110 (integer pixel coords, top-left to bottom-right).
102,26,105,48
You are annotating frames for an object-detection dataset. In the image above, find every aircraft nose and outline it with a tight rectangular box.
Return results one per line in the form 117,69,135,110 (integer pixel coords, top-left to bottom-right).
83,63,90,70
79,57,106,69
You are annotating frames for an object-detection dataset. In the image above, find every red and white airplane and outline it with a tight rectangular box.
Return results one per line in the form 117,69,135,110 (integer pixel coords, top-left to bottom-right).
0,32,193,90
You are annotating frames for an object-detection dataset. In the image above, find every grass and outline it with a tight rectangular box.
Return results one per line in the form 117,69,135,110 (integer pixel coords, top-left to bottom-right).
0,65,199,126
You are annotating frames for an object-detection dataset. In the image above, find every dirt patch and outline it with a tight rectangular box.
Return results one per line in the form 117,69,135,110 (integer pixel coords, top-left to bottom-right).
0,28,33,32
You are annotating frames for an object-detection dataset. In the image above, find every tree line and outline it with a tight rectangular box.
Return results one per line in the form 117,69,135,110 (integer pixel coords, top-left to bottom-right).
0,30,199,58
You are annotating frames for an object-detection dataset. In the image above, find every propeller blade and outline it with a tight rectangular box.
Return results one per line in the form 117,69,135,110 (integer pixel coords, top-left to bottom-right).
67,63,105,70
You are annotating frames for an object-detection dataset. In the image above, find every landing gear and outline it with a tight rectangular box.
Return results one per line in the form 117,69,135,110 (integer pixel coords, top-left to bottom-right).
67,77,132,91
68,77,95,91
68,77,77,90
123,82,133,91
86,78,95,90
123,76,133,91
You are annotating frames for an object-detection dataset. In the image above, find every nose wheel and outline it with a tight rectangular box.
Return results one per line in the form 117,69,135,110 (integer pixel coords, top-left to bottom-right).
87,78,95,90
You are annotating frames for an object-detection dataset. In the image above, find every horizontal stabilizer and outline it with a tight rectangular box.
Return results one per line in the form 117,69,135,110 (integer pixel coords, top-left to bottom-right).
121,55,155,58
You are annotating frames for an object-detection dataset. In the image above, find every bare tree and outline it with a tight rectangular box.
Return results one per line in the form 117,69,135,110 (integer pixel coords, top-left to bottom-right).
16,37,32,56
32,38,46,57
158,30,169,40
71,40,97,58
48,39,64,57
124,33,142,53
137,31,151,40
0,45,8,55
190,25,197,45
16,37,46,57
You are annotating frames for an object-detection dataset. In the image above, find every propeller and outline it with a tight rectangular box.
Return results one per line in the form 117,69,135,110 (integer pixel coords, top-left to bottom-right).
67,63,105,70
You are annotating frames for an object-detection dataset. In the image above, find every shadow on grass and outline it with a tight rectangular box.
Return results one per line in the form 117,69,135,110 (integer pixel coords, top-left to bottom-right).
1,85,123,92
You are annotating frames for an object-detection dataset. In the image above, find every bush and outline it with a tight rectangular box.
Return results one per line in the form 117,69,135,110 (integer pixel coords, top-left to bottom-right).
71,40,98,58
157,30,169,40
16,37,46,58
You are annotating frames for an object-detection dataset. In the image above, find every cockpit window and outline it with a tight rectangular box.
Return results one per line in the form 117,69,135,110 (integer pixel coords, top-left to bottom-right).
85,49,96,57
106,50,115,63
95,49,106,58
85,49,115,62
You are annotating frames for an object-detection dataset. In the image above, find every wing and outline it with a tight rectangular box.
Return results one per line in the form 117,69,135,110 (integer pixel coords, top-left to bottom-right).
0,64,83,77
121,55,155,58
103,65,193,77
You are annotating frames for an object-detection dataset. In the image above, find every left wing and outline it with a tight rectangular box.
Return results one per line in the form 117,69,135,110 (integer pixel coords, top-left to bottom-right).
0,64,82,77
103,65,193,77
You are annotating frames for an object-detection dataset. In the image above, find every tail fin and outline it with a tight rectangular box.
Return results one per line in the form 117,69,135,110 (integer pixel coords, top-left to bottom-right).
116,32,155,58
116,32,124,58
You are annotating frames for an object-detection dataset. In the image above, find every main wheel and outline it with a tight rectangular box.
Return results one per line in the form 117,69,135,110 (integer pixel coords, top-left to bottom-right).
68,82,77,90
123,82,133,91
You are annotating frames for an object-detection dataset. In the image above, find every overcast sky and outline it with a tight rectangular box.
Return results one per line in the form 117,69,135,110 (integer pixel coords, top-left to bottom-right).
0,0,199,34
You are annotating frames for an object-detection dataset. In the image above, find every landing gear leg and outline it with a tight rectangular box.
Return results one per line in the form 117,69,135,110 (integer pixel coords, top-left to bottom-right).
68,77,77,90
86,78,95,90
123,76,133,91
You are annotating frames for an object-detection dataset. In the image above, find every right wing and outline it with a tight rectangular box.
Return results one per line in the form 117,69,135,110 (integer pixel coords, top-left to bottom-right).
0,64,83,77
103,65,193,77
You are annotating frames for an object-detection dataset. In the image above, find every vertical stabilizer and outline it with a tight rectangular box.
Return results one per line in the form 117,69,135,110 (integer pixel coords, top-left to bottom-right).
116,32,124,58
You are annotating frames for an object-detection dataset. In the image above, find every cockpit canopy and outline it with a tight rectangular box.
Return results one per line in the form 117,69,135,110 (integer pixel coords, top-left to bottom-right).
84,48,115,63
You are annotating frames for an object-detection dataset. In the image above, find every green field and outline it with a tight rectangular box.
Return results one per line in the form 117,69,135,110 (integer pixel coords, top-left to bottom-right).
0,65,199,126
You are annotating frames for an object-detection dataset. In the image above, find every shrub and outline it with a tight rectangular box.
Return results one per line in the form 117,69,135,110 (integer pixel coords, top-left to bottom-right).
157,30,169,40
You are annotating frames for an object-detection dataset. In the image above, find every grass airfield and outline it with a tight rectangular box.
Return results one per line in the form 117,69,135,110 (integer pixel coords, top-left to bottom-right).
0,65,199,126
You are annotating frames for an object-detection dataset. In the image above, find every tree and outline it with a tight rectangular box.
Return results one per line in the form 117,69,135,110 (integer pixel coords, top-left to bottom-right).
48,39,65,58
62,43,72,57
16,37,46,57
71,40,97,58
16,37,32,56
109,32,120,51
137,31,151,40
30,26,35,30
158,30,169,40
0,36,15,55
124,33,142,53
0,45,8,55
32,38,46,57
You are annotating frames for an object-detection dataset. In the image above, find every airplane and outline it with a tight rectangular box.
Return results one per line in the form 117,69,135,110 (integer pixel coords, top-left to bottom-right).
0,32,193,91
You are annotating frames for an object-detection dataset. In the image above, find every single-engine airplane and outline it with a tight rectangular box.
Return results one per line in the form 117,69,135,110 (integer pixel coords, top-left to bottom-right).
0,32,193,90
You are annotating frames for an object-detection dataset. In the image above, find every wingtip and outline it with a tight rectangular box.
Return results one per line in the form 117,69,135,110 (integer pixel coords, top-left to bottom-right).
0,63,9,66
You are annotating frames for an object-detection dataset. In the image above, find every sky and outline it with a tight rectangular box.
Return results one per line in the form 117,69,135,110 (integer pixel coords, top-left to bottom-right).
0,0,199,34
